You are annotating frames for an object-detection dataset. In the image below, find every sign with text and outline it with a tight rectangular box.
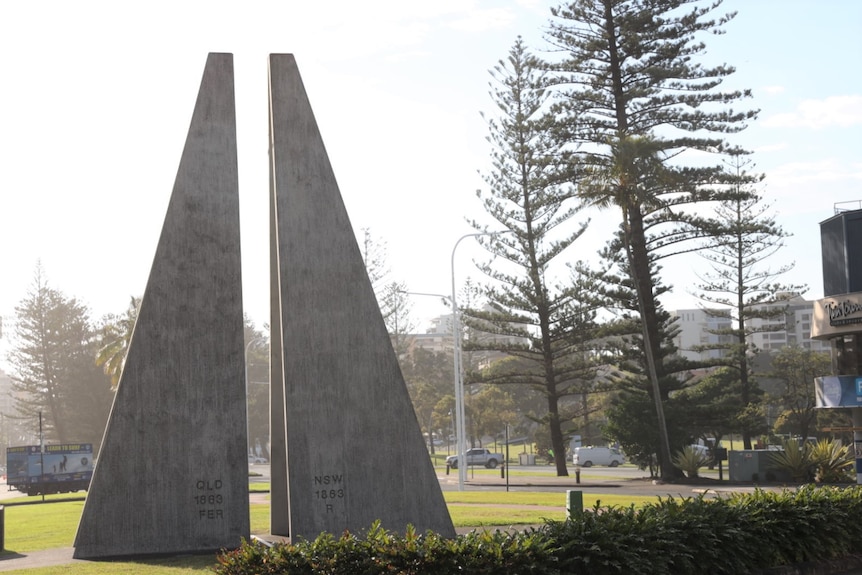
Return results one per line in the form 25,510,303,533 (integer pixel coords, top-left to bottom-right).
814,375,862,408
812,293,862,339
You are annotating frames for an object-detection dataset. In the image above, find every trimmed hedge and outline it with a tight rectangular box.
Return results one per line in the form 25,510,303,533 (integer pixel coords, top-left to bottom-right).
214,485,862,575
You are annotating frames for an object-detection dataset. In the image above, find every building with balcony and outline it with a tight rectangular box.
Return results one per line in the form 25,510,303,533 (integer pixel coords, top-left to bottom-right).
672,294,830,364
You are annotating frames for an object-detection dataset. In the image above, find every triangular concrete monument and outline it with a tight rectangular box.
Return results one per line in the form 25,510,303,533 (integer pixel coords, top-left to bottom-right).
74,53,248,559
268,53,455,540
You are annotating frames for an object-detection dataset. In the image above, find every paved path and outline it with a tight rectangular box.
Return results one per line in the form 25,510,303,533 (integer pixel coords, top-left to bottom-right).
0,548,79,572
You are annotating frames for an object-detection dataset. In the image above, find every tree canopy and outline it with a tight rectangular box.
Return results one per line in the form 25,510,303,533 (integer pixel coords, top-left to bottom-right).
541,0,758,478
693,155,804,448
467,37,602,476
7,265,113,447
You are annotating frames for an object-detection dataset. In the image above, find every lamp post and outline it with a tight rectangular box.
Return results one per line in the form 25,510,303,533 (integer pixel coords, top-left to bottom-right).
450,230,512,490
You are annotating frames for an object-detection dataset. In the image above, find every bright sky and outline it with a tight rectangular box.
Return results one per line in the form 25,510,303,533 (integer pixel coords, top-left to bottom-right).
1,1,860,365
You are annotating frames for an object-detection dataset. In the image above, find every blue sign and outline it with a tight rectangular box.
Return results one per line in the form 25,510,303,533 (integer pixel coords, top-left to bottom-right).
816,376,862,408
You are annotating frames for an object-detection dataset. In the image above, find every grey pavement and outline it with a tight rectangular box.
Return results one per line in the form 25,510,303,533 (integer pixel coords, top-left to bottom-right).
0,548,79,572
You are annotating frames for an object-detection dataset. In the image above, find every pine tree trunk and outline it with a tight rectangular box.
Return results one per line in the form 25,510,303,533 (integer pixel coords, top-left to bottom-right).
547,393,569,477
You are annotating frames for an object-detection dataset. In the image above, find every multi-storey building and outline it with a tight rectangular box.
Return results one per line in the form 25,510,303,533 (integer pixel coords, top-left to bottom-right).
400,311,529,370
747,295,830,353
402,314,453,356
0,367,31,446
672,294,831,363
0,367,14,416
671,308,734,362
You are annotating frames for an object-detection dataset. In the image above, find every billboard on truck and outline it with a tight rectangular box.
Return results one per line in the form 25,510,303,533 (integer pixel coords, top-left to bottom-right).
5,443,94,496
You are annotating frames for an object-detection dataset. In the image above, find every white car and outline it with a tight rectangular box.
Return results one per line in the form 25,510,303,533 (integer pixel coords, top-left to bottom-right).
573,446,625,467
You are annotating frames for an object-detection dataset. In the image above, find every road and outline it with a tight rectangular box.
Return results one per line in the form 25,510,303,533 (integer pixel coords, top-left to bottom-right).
251,462,747,500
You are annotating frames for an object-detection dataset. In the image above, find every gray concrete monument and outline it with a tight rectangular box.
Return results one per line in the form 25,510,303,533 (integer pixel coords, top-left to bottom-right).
74,53,249,559
268,53,455,540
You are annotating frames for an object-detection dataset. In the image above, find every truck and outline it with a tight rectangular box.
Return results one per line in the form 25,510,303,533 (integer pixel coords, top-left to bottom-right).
446,447,504,469
6,443,94,496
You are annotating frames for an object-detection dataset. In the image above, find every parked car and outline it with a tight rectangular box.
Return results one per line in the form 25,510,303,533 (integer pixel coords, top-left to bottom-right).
248,455,268,464
446,448,504,469
573,446,625,467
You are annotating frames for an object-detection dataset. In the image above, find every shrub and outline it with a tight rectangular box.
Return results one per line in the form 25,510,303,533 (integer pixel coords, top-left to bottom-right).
810,438,854,483
215,487,862,575
672,446,710,479
769,438,814,482
215,521,556,575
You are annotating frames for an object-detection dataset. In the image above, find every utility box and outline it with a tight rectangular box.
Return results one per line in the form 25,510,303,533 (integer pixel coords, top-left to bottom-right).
728,450,790,482
518,453,536,465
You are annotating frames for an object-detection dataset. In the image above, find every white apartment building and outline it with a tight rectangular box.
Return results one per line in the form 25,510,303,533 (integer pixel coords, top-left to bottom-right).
672,308,734,362
672,294,831,363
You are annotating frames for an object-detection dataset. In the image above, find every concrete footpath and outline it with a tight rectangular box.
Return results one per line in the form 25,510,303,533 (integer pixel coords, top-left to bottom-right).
0,548,79,572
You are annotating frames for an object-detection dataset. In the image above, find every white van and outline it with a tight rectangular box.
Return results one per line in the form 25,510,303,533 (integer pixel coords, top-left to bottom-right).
573,446,625,467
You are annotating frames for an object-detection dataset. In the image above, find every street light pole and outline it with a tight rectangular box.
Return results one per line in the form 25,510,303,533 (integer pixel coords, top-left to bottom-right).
451,230,511,490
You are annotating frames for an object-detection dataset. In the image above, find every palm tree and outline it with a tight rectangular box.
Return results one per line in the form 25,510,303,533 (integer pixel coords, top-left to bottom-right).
580,134,679,478
96,296,140,390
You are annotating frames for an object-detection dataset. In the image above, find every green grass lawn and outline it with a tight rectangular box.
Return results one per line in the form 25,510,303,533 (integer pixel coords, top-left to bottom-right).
0,487,661,574
3,500,86,552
